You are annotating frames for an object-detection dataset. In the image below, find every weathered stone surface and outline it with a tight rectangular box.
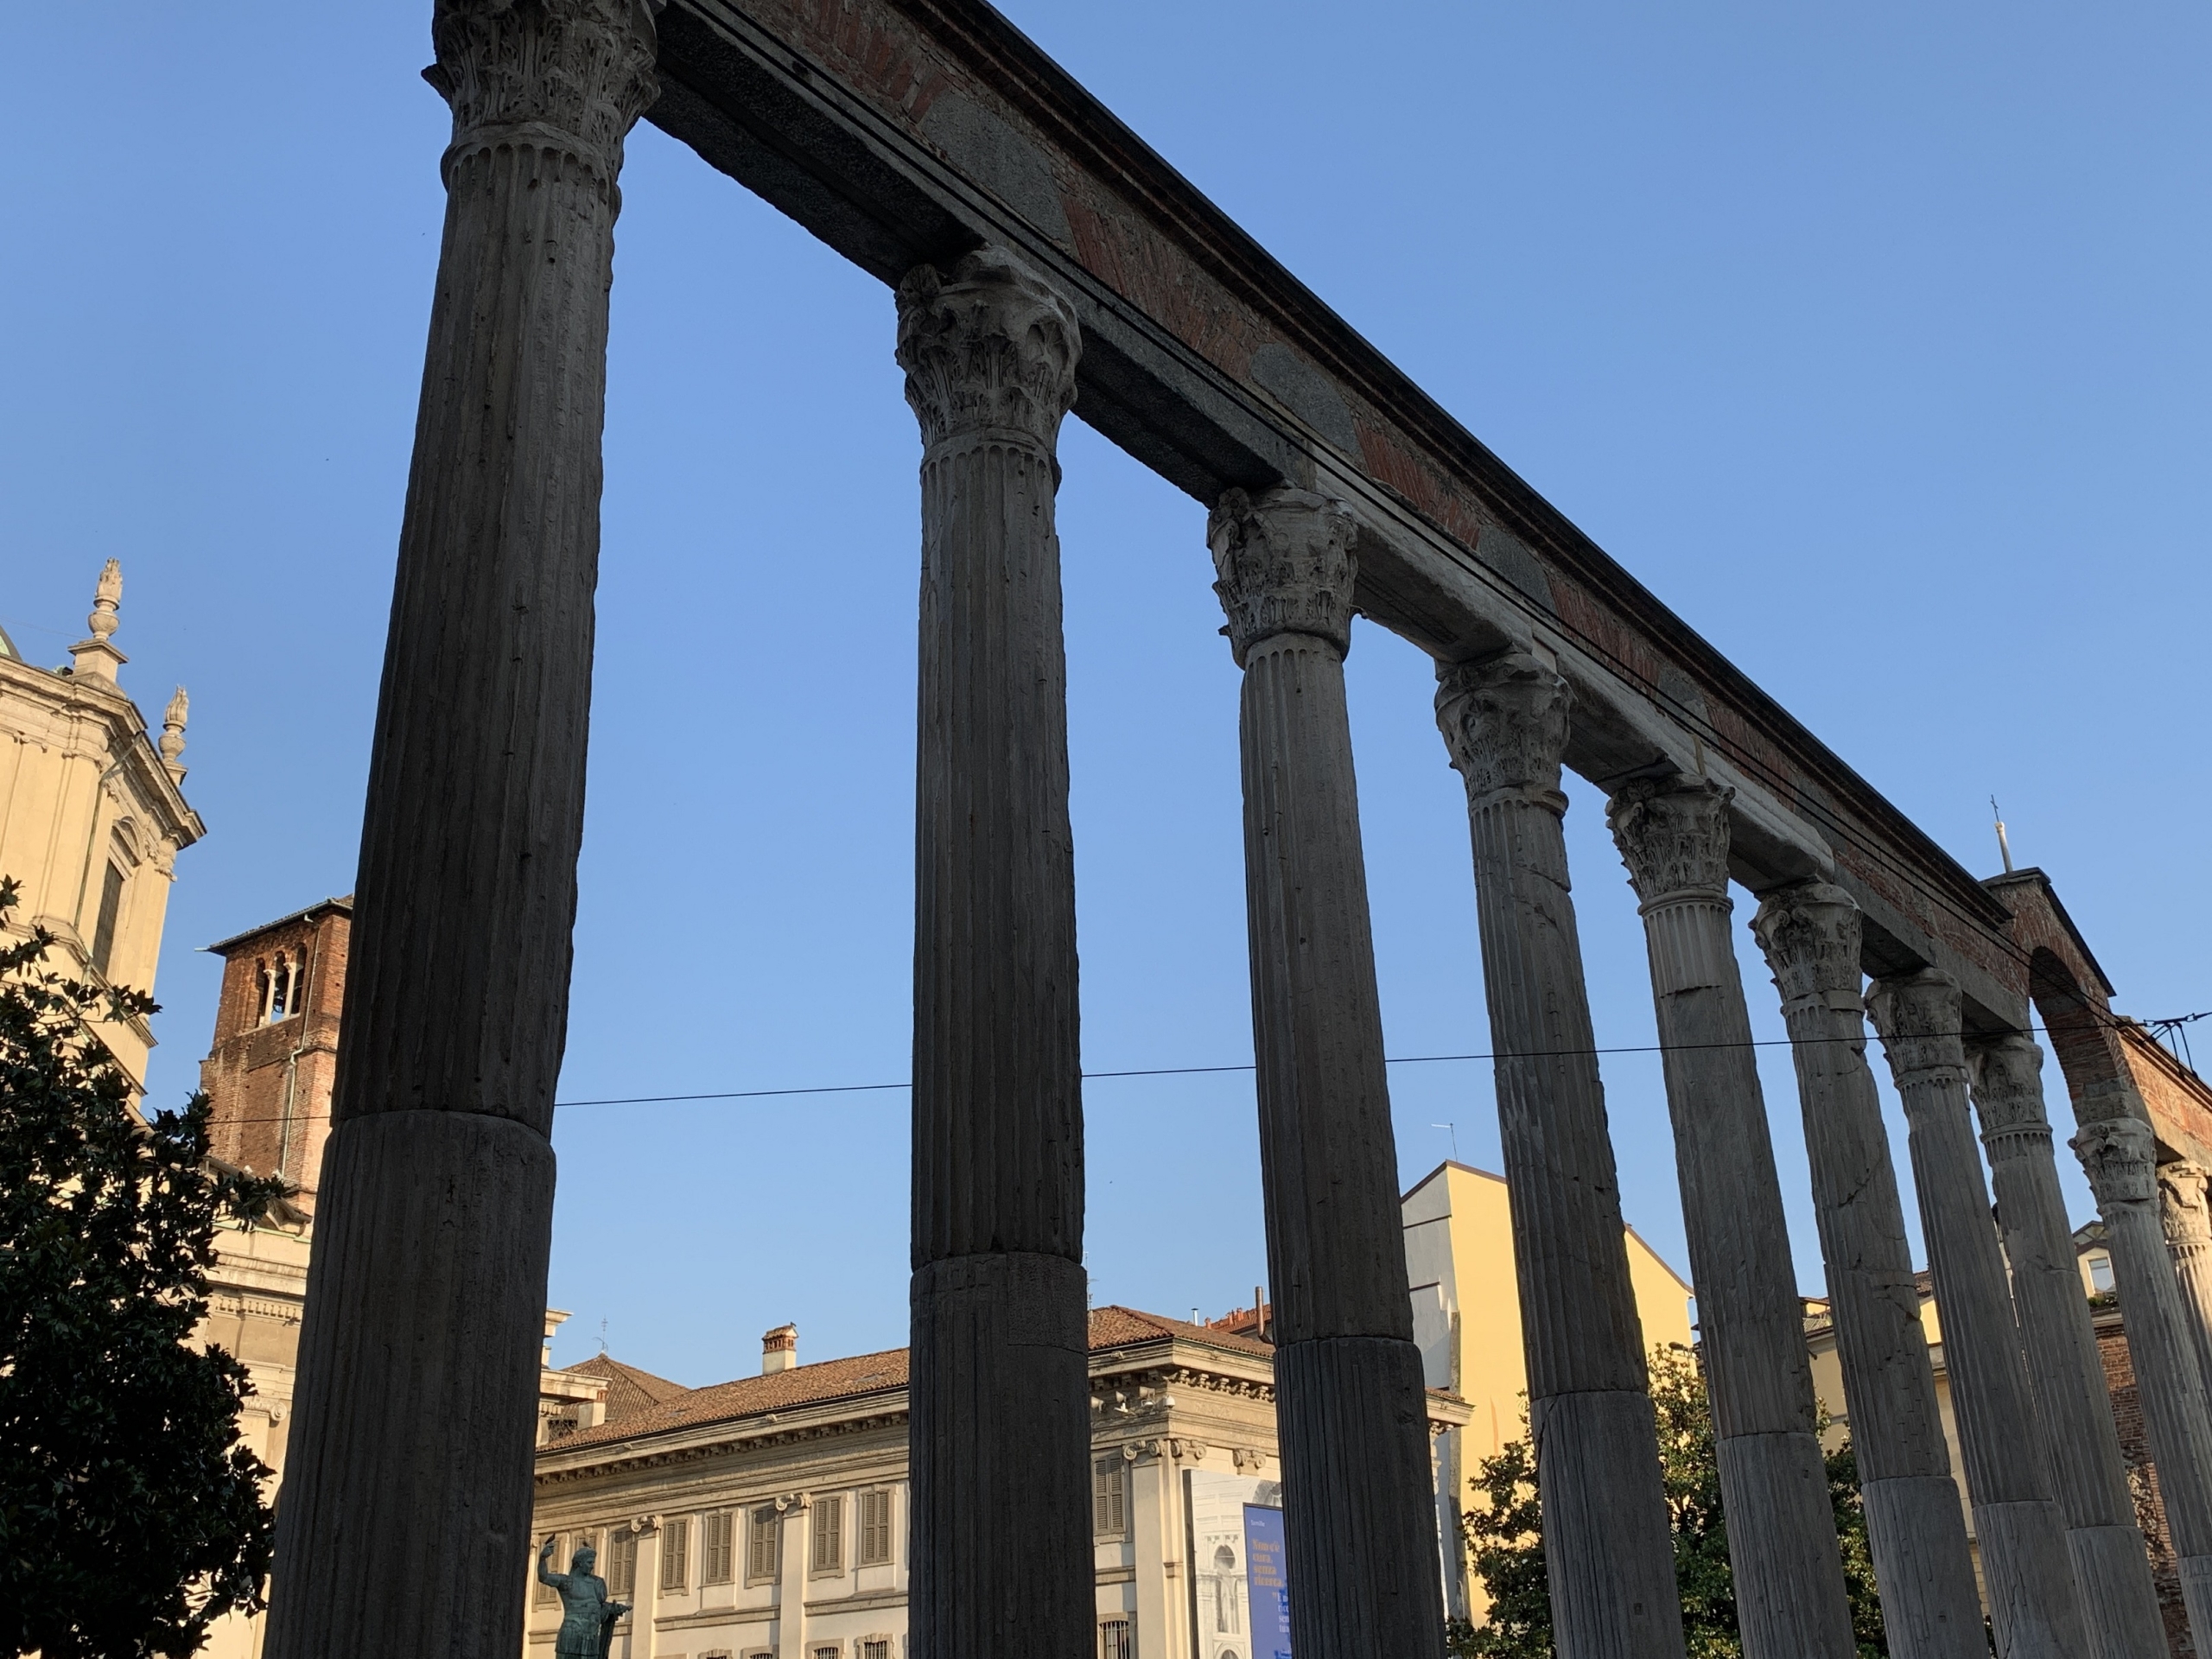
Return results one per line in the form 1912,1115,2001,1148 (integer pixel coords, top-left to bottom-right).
2161,1161,2212,1396
264,5,658,1655
1749,884,1986,1659
2075,1114,2212,1647
1607,775,1856,1659
1437,652,1684,1659
1969,1033,2167,1659
1866,968,2086,1658
896,245,1091,1659
1212,486,1444,1659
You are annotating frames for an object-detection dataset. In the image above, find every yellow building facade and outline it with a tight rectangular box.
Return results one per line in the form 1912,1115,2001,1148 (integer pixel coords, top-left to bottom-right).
0,563,202,1086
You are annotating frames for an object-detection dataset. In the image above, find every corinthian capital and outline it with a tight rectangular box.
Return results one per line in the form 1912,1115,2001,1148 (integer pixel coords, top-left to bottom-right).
1967,1032,2052,1141
1206,486,1357,664
1433,652,1570,811
2161,1163,2212,1250
895,247,1080,454
427,0,662,189
1605,773,1733,906
1866,967,1969,1088
1749,880,1863,1011
2073,1115,2159,1209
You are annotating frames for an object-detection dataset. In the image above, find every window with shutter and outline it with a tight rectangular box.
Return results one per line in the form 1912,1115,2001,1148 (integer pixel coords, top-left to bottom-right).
1099,1618,1135,1659
811,1495,844,1574
861,1641,891,1659
747,1506,781,1584
856,1489,893,1565
607,1529,638,1598
659,1517,690,1592
90,861,125,976
1093,1458,1128,1537
702,1510,734,1585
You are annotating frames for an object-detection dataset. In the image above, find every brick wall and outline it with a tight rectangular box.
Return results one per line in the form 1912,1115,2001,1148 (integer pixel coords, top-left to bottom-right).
2097,1308,2193,1657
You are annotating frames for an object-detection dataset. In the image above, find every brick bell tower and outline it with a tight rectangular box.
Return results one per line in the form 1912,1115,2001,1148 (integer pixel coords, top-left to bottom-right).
200,896,352,1209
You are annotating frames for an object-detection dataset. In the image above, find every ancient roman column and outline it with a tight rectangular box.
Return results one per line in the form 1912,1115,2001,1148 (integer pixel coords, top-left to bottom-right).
1748,884,1986,1659
1866,969,2087,1657
1434,652,1685,1659
2161,1162,2212,1395
2075,1116,2212,1642
894,246,1092,1659
262,7,658,1658
1605,775,1856,1659
1968,1033,2168,1659
1209,486,1446,1659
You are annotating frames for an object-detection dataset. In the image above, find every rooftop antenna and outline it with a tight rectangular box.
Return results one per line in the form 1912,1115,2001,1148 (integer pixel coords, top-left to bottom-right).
598,1317,608,1355
1991,796,2015,874
1432,1122,1459,1160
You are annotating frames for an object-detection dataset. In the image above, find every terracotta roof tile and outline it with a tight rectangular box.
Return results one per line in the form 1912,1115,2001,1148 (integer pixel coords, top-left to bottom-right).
548,1306,1273,1453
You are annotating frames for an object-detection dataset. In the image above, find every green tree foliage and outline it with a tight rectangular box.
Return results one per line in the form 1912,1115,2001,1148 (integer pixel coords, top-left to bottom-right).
0,878,285,1657
1450,1348,1890,1658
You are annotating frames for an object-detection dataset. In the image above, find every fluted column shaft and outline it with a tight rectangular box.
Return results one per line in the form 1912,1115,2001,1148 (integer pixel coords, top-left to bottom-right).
1210,487,1445,1659
1866,971,2086,1657
895,247,1091,1659
2075,1116,2212,1643
1606,778,1855,1659
1968,1035,2166,1659
1435,653,1684,1659
2161,1163,2212,1398
1749,884,1985,1659
264,7,657,1656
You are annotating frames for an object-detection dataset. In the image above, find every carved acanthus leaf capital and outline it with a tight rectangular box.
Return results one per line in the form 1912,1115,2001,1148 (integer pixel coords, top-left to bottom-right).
1605,773,1734,906
1749,880,1864,1010
1207,486,1357,664
1433,652,1571,812
895,247,1080,454
2160,1162,2212,1249
427,0,662,192
1967,1033,2052,1139
2073,1116,2159,1209
1866,967,1969,1088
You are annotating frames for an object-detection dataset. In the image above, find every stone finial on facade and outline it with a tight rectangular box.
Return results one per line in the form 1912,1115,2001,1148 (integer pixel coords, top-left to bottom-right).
1749,880,1864,1014
1433,650,1571,814
2074,1115,2160,1210
158,685,189,779
894,246,1080,454
2161,1163,2212,1252
1206,486,1357,665
1866,966,1972,1089
424,0,663,200
68,558,129,683
1605,772,1734,906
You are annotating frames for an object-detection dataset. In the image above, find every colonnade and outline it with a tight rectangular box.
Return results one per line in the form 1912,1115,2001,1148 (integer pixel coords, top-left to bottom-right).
261,5,2212,1657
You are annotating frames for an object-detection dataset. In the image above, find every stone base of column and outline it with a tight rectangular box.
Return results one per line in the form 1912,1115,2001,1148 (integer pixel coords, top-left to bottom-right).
264,1111,556,1659
1859,1475,1988,1659
2179,1554,2212,1649
1713,1428,1856,1659
2066,1524,2170,1659
908,1251,1091,1659
1528,1389,1686,1659
1974,1498,2088,1656
1273,1336,1447,1659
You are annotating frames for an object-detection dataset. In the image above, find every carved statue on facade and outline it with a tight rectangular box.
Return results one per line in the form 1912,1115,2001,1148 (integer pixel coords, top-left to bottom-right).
537,1535,628,1659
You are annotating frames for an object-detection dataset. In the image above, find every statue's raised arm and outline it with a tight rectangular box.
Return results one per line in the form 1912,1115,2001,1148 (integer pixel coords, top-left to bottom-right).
536,1535,563,1590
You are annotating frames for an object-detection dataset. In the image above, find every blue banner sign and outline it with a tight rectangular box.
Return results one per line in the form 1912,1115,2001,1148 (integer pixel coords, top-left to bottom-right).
1243,1503,1291,1659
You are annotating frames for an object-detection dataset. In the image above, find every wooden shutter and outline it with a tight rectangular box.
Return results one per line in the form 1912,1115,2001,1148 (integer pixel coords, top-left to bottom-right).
748,1507,780,1582
857,1489,893,1565
659,1518,690,1591
608,1529,638,1597
702,1510,734,1584
812,1496,844,1573
534,1534,563,1605
1093,1458,1127,1536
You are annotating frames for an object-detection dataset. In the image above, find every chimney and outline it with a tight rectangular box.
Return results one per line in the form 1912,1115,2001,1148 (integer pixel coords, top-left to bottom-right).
761,1323,798,1374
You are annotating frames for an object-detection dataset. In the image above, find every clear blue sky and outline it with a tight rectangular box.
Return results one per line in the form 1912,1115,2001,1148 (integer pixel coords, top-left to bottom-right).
3,3,2204,1385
